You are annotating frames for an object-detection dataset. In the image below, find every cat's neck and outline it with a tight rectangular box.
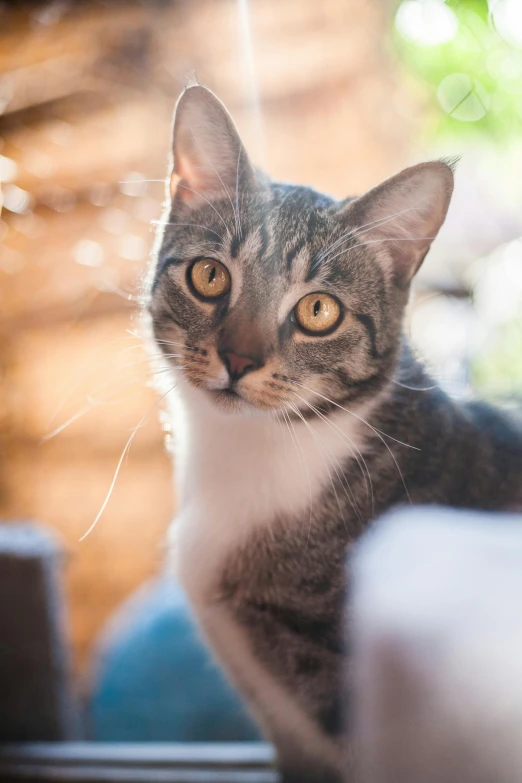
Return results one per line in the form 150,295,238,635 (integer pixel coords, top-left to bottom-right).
168,374,389,519
168,375,387,591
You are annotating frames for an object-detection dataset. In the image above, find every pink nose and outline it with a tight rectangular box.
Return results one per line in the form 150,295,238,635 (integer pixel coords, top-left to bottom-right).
221,351,259,380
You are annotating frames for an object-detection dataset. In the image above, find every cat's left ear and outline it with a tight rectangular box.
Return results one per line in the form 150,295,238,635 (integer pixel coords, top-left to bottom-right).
169,84,256,206
342,161,454,285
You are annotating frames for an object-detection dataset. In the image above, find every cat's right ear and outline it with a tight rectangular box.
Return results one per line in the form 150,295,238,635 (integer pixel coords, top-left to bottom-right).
169,85,256,207
341,161,455,286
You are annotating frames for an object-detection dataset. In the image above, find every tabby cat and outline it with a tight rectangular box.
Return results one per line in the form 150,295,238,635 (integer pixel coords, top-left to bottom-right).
147,85,522,782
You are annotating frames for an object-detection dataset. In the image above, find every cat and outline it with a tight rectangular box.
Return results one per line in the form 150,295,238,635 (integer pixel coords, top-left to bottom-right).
146,84,522,782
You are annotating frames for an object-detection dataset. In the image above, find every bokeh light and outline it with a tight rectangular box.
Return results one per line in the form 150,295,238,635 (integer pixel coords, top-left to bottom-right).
492,0,522,48
437,73,489,121
395,0,458,46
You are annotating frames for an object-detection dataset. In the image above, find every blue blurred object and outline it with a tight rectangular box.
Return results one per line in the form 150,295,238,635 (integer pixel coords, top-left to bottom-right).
89,577,259,741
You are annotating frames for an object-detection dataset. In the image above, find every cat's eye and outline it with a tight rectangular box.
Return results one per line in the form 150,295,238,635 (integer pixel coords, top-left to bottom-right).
189,258,231,300
294,293,342,335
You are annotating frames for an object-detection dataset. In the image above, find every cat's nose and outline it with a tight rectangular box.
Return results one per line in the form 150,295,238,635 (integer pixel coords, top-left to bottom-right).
220,350,261,381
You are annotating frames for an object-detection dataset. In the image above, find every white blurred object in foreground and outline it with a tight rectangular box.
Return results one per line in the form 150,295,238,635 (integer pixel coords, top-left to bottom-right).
352,506,522,783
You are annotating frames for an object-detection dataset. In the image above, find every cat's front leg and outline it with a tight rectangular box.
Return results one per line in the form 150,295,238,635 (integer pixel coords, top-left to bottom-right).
190,599,346,783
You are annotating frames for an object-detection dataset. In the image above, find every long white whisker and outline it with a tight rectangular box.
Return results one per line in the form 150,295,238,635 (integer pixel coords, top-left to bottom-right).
316,198,430,267
280,403,314,548
324,236,436,267
275,409,289,461
235,145,243,241
287,401,361,528
120,178,164,184
48,337,149,427
291,391,374,516
187,121,239,239
281,407,308,492
79,383,178,542
308,400,374,515
42,365,179,442
152,221,223,241
61,350,182,401
291,381,413,503
176,183,232,239
161,241,223,259
385,376,438,392
295,382,419,450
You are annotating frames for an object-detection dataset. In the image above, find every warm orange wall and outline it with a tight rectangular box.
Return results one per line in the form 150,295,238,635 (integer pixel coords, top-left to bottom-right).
0,0,417,672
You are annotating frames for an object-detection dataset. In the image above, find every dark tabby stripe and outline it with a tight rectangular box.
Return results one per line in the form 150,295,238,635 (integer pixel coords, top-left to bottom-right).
230,233,242,258
286,239,306,273
353,312,379,358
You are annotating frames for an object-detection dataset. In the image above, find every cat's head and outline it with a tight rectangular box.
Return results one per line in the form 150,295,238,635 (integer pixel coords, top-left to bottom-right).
148,85,453,416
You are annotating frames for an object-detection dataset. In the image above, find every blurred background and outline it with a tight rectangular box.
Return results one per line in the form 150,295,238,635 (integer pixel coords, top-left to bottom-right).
0,0,521,739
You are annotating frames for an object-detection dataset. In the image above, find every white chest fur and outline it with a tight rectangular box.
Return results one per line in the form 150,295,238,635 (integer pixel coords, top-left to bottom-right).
168,380,371,600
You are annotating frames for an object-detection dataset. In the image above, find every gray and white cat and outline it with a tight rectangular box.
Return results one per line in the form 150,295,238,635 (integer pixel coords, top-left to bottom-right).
146,85,522,782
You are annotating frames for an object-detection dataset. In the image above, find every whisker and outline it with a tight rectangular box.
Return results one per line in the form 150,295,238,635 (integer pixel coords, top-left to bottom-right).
316,198,430,268
150,341,201,355
140,335,200,353
323,236,436,267
176,183,232,239
291,391,374,516
151,221,223,242
287,401,361,528
100,279,140,302
269,410,289,545
292,381,419,451
289,380,414,504
281,406,307,483
187,121,239,240
280,403,314,548
274,409,289,461
120,179,165,184
79,382,179,542
168,241,223,256
308,399,374,514
385,376,438,392
42,366,178,442
288,400,363,518
235,145,243,241
48,337,149,426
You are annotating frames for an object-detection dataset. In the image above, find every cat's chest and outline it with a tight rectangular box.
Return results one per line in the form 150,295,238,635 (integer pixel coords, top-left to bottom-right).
169,389,367,599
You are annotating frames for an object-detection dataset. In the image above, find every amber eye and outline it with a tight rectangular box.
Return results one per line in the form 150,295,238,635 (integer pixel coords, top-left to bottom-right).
294,293,342,335
189,259,231,300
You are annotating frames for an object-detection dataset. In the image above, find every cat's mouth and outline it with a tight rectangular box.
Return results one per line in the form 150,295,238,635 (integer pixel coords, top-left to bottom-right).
206,379,275,413
200,370,269,413
208,385,250,410
206,384,280,415
216,387,240,400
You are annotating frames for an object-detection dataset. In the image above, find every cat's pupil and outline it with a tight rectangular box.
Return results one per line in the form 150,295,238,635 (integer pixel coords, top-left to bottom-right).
313,299,321,317
208,266,216,284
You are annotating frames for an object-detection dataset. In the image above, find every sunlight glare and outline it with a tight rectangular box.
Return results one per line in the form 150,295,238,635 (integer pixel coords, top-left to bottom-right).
491,0,522,48
236,0,266,166
395,0,458,46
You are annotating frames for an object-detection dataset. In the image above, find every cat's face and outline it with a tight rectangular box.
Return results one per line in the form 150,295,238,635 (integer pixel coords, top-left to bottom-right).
148,86,453,417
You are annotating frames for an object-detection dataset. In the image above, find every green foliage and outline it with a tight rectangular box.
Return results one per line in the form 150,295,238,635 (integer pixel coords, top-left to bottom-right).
393,0,522,142
471,316,522,399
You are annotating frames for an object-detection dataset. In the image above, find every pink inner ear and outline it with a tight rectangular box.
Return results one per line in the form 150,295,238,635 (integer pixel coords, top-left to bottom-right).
170,152,216,204
169,171,183,200
169,86,257,209
350,163,454,284
170,174,196,205
171,140,229,205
